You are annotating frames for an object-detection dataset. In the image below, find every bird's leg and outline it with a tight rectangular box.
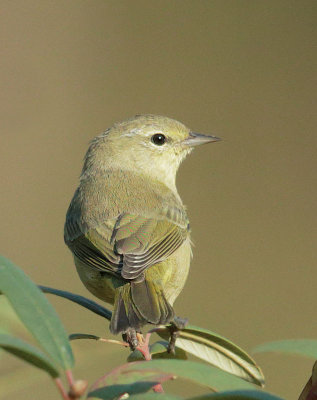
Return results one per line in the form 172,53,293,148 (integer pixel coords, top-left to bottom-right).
122,329,145,350
122,328,139,350
172,316,188,330
167,316,188,354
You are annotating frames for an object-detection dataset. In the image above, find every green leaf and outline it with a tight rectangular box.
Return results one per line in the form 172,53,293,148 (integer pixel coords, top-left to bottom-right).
0,255,74,370
128,394,182,400
253,339,317,359
127,340,188,362
88,368,175,399
0,333,60,378
89,381,166,400
92,359,256,394
150,341,187,360
0,296,25,336
39,285,112,321
127,348,145,362
156,325,264,386
189,390,284,400
69,333,101,341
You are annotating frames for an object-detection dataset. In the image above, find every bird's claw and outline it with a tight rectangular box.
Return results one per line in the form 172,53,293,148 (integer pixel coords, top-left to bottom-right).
172,316,188,330
167,316,188,354
122,328,140,350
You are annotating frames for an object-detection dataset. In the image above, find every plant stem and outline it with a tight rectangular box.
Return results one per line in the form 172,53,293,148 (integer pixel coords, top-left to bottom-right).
135,332,164,393
98,337,130,347
55,378,70,400
66,370,74,387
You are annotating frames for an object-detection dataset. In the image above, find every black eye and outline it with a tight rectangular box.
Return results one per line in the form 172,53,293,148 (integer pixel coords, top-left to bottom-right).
151,133,166,146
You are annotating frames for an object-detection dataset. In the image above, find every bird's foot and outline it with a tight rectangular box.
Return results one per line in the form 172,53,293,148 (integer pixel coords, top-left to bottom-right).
136,332,145,346
122,329,144,350
167,316,188,354
122,328,138,350
172,316,188,330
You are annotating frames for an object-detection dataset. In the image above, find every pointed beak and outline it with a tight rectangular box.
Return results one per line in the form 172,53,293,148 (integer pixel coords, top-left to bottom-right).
182,132,222,147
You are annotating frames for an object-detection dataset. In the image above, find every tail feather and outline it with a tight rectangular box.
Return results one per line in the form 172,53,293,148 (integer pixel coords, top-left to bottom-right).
158,289,174,325
131,279,161,324
110,279,174,334
110,285,142,334
110,287,129,334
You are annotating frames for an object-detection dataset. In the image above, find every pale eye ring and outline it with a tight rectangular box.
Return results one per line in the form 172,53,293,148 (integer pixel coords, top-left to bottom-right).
151,133,166,146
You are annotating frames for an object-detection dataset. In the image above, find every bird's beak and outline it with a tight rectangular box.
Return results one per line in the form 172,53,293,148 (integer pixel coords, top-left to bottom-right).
182,132,221,147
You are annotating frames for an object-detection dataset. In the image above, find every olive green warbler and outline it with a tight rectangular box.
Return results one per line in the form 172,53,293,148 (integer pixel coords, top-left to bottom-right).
64,115,220,345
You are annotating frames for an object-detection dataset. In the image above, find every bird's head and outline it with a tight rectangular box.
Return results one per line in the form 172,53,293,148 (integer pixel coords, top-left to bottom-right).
82,115,220,191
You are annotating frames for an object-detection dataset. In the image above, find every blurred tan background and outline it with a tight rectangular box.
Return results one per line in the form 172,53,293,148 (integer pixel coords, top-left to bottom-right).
1,0,316,399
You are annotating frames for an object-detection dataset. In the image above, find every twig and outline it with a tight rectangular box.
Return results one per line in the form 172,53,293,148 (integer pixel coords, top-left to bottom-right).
135,332,164,393
55,378,70,400
98,337,130,347
135,332,152,361
66,370,74,387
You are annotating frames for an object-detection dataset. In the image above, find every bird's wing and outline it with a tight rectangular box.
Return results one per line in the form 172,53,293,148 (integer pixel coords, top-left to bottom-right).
66,220,122,276
113,214,189,280
65,211,189,280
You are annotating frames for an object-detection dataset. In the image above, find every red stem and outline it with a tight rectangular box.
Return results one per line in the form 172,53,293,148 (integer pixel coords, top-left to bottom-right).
66,369,74,387
153,383,164,393
55,378,70,400
135,332,164,393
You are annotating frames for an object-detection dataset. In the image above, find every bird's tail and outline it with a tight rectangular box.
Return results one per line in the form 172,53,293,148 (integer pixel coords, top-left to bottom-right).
110,278,174,334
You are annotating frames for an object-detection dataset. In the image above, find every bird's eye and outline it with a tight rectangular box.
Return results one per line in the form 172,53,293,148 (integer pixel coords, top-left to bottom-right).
151,133,166,146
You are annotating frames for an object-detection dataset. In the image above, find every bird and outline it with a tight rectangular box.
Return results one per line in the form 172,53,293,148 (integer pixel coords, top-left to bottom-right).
64,114,220,348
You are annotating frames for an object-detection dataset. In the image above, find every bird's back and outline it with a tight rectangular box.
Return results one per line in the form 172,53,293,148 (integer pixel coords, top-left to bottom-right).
65,169,188,242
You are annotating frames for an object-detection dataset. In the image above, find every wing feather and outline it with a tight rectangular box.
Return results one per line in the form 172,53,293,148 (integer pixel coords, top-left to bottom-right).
65,210,189,281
